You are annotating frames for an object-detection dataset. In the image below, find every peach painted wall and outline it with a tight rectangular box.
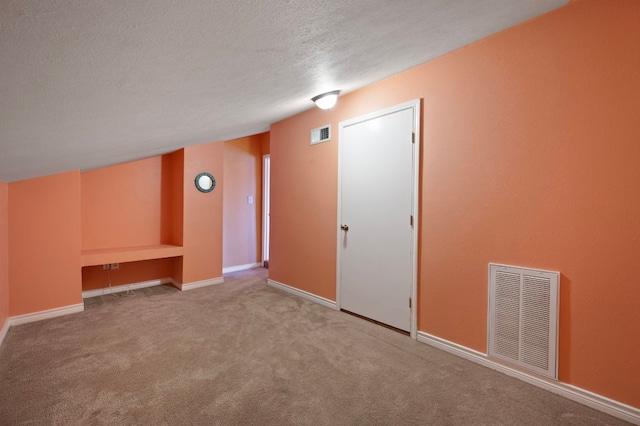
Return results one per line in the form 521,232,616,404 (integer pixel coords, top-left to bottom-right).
168,150,184,247
0,182,8,330
270,0,639,408
270,115,338,300
182,142,224,283
82,156,170,249
261,132,270,156
9,171,82,316
169,149,185,284
223,133,265,268
82,259,173,290
81,153,183,290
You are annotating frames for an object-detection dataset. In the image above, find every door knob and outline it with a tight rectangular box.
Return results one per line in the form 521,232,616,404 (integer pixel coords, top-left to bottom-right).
341,224,349,231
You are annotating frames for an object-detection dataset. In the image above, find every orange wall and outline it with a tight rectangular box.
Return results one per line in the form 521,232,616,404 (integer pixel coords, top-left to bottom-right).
82,259,173,290
81,153,183,291
270,115,338,300
168,149,184,247
9,171,82,315
0,182,8,330
182,142,224,283
270,0,639,407
223,133,265,268
82,156,170,249
261,131,270,156
169,149,185,284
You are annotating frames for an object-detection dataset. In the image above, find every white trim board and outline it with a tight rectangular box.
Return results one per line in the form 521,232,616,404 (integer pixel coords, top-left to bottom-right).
416,331,640,425
267,279,337,310
262,154,271,266
0,303,85,348
176,277,224,291
82,278,173,299
9,303,85,327
0,319,9,347
222,263,262,274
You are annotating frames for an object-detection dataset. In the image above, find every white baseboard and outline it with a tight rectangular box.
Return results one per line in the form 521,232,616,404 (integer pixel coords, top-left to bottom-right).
0,318,9,347
223,263,262,274
267,279,337,310
416,331,639,424
9,303,85,327
82,278,172,299
177,277,224,291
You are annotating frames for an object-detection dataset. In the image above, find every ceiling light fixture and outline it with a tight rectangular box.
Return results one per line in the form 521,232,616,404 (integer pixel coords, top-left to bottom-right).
311,90,341,110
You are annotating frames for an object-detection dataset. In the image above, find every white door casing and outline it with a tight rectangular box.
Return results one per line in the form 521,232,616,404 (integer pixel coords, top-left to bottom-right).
262,154,270,265
337,100,420,336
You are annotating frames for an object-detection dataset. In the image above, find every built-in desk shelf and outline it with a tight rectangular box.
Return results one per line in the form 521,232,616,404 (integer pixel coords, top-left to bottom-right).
81,244,184,267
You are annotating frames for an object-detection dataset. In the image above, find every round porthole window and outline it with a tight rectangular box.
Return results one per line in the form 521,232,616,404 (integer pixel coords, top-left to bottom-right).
195,172,216,193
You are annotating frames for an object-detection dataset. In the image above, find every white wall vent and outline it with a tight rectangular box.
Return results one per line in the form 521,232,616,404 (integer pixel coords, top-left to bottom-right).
310,124,331,145
488,263,560,379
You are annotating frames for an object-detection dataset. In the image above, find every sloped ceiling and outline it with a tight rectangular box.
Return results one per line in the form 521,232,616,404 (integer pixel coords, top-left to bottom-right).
0,0,568,182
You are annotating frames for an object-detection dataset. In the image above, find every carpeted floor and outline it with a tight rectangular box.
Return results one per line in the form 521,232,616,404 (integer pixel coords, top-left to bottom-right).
0,268,629,425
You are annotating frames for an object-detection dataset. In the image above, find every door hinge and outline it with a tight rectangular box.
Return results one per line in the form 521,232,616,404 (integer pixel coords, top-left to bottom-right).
412,132,416,144
409,298,412,308
410,215,414,227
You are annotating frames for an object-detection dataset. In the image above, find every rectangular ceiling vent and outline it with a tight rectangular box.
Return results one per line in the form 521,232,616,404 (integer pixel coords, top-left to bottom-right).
488,263,560,379
310,124,331,145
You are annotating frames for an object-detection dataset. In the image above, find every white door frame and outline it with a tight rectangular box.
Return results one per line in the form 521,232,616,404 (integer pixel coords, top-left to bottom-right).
262,154,270,266
336,99,421,339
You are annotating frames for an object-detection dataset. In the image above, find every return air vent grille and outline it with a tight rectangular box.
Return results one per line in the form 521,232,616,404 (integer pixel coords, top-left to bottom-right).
488,264,559,379
310,125,331,145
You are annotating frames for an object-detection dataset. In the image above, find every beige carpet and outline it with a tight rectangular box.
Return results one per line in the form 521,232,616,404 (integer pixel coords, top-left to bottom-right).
0,268,628,425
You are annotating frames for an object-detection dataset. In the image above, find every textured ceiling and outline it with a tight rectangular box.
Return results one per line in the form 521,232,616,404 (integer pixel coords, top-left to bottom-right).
0,0,568,182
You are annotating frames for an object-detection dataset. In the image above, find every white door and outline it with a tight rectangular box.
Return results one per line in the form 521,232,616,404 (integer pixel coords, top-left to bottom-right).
338,101,419,333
